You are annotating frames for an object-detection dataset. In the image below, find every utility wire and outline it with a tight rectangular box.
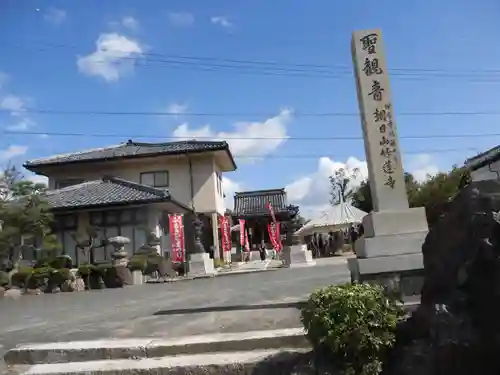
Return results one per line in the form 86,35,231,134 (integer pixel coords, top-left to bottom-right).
4,109,500,117
8,43,500,83
11,42,500,75
225,148,480,159
3,130,500,141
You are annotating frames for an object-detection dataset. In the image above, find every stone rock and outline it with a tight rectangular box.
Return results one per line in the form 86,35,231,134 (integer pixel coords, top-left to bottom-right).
115,265,133,286
23,288,41,296
4,287,22,299
382,181,500,375
71,277,85,292
157,258,177,278
61,280,72,292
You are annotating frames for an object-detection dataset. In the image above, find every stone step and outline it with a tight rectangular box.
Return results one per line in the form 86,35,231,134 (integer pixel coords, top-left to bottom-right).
4,328,308,366
8,349,309,375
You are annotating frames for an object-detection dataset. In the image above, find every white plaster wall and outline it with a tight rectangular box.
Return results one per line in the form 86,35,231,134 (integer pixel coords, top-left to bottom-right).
213,159,226,216
471,159,500,182
44,154,222,214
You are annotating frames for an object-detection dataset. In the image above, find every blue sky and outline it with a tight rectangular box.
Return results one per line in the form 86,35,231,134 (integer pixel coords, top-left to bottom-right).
1,0,500,215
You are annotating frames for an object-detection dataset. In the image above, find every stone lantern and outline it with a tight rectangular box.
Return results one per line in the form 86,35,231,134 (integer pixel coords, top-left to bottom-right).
108,236,132,286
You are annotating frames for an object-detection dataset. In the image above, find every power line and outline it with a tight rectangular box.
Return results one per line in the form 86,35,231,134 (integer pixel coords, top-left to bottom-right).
4,108,500,117
3,130,500,141
7,43,500,83
68,54,500,81
12,42,500,76
234,148,479,159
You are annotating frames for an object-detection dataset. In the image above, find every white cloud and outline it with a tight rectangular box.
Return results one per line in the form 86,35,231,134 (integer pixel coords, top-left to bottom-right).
77,33,144,82
167,103,188,117
286,153,441,219
222,176,242,210
286,157,368,218
172,109,292,158
0,75,36,132
44,8,67,25
211,16,232,28
168,12,194,27
0,94,26,115
122,16,139,31
406,153,439,182
27,174,49,185
6,118,35,131
0,145,28,161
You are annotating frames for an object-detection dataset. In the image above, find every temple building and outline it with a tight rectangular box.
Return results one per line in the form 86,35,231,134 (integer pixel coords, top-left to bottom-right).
232,188,290,248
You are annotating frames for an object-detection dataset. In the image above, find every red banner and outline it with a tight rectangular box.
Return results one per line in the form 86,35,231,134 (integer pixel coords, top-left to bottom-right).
239,219,245,247
266,201,277,223
169,214,185,263
219,215,231,252
268,222,283,252
244,230,250,252
266,202,282,252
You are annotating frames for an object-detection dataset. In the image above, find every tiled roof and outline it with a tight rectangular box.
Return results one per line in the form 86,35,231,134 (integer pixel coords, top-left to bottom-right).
24,139,234,168
44,176,190,211
465,144,500,170
233,188,288,217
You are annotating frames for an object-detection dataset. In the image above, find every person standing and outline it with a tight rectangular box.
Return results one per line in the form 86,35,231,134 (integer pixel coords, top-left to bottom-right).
259,240,267,262
350,226,359,253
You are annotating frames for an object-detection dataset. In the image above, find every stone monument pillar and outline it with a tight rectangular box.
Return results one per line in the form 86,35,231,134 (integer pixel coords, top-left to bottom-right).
350,29,429,294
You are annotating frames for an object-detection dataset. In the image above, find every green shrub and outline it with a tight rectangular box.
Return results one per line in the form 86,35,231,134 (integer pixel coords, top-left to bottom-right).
128,256,147,272
0,271,9,286
28,266,54,289
300,283,404,375
94,263,113,276
34,256,73,270
10,267,34,288
77,264,94,277
49,256,73,270
48,268,72,286
33,258,51,269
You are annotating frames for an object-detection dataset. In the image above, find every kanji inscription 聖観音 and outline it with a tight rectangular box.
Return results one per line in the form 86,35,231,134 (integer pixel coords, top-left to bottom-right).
352,29,409,211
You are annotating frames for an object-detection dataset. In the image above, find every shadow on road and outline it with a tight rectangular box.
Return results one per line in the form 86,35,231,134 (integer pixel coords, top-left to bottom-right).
153,301,307,316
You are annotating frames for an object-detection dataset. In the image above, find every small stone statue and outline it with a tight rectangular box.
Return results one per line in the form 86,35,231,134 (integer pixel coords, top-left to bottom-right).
192,215,205,254
136,231,161,256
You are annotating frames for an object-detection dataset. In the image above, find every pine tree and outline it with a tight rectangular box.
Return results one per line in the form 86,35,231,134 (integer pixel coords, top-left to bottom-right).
0,165,59,269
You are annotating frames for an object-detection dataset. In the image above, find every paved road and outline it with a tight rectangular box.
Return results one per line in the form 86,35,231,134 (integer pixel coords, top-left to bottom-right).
0,260,351,366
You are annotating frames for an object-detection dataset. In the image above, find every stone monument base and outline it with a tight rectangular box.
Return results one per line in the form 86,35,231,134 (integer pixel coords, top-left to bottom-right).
283,245,316,268
189,253,215,276
222,250,231,263
349,207,428,296
348,253,424,296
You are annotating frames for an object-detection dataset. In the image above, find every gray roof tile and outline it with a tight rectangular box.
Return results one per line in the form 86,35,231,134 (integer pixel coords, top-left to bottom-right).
25,139,233,168
233,189,288,217
465,144,500,171
44,176,184,210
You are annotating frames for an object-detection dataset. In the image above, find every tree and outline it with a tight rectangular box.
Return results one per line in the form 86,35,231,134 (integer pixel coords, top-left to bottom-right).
287,204,309,227
329,168,360,205
0,165,59,269
350,166,471,226
410,166,470,225
351,179,372,213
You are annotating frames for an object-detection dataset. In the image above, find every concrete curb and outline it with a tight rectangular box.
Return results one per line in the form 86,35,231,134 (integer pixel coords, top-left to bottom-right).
8,349,310,375
4,328,309,366
145,266,281,284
